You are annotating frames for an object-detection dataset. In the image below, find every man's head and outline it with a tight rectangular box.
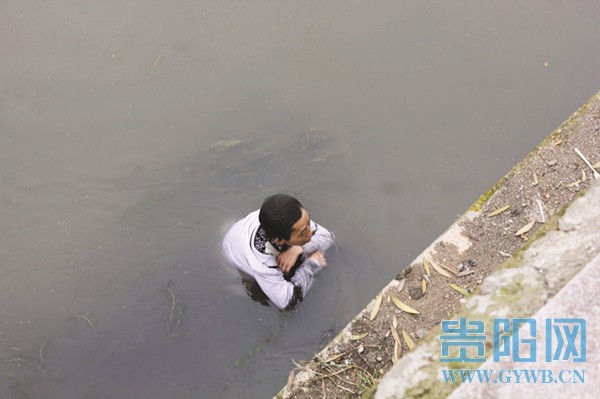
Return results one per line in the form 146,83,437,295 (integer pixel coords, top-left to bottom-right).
259,194,313,246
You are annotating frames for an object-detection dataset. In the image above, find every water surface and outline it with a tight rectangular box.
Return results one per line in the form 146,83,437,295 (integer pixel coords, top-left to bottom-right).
1,1,600,398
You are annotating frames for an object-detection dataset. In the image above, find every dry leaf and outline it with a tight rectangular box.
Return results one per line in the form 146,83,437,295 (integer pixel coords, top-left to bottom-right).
397,278,406,293
428,257,453,278
456,270,476,277
532,171,539,185
393,341,402,364
392,315,398,329
391,296,420,314
515,221,535,236
440,262,459,275
402,330,415,351
565,180,581,188
432,257,459,275
370,293,383,321
396,341,403,359
422,258,431,276
449,283,471,297
487,204,511,217
593,161,600,169
390,324,402,346
350,332,369,341
421,278,427,295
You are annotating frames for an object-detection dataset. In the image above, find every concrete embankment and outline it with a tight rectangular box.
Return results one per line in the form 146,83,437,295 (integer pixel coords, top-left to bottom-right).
376,179,600,399
276,90,600,399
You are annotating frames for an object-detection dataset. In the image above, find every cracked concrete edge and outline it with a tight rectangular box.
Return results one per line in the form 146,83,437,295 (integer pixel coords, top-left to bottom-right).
375,179,600,399
273,90,600,399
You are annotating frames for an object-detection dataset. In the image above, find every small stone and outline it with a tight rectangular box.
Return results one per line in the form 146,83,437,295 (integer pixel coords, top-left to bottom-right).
416,329,428,339
376,356,383,362
357,345,364,354
395,266,412,280
409,286,424,300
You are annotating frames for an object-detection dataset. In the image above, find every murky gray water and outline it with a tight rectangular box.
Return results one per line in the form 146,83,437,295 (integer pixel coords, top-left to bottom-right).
2,1,599,398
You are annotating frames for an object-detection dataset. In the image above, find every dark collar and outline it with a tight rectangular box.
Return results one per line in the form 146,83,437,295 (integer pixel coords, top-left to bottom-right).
254,225,289,254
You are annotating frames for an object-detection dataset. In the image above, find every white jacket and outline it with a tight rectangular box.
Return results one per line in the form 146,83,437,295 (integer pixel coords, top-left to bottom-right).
222,210,335,309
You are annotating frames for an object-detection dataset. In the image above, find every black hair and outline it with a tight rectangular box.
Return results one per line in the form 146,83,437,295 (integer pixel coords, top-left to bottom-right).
259,194,303,240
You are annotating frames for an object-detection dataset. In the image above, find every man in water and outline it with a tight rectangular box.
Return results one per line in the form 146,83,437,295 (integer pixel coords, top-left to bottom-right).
222,194,335,310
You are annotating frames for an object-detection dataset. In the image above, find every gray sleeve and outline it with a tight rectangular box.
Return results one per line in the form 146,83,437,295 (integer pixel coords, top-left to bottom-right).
250,257,322,310
302,221,335,255
285,258,322,310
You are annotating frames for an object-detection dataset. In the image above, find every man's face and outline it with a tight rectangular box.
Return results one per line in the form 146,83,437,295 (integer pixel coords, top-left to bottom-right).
279,207,313,246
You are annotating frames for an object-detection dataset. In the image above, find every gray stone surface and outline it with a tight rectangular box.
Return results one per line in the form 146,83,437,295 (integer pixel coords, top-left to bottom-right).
446,251,600,399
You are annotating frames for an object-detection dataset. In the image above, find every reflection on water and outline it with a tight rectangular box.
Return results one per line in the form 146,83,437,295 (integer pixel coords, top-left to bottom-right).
1,1,600,398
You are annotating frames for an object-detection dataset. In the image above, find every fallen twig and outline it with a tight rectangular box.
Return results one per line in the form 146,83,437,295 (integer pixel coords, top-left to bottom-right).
575,148,600,179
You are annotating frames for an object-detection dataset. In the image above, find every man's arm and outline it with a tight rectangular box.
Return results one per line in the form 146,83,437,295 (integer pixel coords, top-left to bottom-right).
302,221,335,255
276,245,304,274
252,256,324,310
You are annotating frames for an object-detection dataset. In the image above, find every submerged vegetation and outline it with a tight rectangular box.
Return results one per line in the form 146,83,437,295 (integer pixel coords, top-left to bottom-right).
0,339,50,376
68,313,97,333
6,374,32,399
160,279,187,336
1,339,51,398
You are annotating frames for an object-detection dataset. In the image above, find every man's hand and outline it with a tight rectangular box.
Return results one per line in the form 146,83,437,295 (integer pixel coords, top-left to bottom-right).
276,245,304,274
308,251,326,268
